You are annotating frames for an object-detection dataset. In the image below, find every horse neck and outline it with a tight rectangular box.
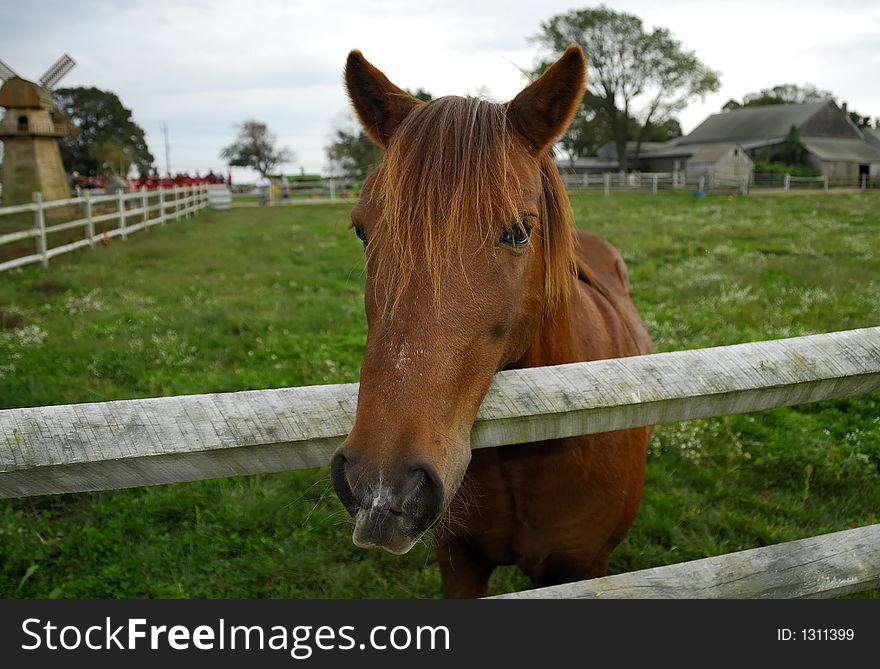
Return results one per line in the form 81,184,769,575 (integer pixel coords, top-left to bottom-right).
512,274,636,370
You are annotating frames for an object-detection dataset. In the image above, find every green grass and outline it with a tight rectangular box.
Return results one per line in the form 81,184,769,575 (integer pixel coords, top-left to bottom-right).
1,192,878,598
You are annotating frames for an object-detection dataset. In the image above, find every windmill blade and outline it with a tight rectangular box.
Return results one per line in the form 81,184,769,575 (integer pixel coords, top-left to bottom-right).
39,53,76,90
0,57,20,82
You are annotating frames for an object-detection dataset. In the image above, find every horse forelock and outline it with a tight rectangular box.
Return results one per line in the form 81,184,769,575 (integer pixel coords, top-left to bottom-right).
368,95,574,316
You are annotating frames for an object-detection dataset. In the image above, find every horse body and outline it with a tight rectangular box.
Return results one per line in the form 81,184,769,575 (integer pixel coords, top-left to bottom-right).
331,46,653,596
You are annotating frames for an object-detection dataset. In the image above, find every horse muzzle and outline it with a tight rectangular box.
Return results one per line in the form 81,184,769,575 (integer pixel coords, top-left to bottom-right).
330,447,445,555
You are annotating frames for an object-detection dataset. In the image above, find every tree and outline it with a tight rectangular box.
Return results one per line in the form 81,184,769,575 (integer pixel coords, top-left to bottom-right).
533,6,719,170
847,110,874,129
724,83,833,111
88,141,134,177
220,120,293,176
326,115,382,180
721,98,743,113
53,87,155,177
776,124,808,166
325,88,432,180
744,84,833,107
723,83,875,129
558,108,682,161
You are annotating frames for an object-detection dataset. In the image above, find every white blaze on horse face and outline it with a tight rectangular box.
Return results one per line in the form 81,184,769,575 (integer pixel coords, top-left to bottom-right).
395,342,410,371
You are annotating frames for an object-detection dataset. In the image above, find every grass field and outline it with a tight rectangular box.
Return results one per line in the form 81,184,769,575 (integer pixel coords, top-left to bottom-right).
1,191,878,598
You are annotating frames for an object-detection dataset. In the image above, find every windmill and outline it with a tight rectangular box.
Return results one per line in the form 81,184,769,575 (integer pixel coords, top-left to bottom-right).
0,54,78,205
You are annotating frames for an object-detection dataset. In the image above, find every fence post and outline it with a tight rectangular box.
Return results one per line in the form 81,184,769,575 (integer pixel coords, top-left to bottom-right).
33,192,48,268
652,174,658,194
117,190,127,240
85,189,94,246
673,170,678,189
861,174,867,190
141,187,149,229
784,174,790,192
741,176,749,197
698,176,705,193
603,173,610,197
824,175,829,191
158,188,166,225
175,187,182,221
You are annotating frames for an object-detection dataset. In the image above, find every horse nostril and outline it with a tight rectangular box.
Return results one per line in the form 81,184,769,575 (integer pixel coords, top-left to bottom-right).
400,457,444,529
330,449,360,516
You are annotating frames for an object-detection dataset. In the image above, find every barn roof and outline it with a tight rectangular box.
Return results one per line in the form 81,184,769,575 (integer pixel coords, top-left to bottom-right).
679,101,831,145
596,141,668,160
863,126,880,149
557,156,618,171
801,138,880,163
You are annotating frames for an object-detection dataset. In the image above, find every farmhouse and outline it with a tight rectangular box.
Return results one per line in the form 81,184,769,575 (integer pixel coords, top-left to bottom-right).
559,100,880,186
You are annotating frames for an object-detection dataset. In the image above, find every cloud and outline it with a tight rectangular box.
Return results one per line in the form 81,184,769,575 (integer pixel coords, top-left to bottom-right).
2,0,878,177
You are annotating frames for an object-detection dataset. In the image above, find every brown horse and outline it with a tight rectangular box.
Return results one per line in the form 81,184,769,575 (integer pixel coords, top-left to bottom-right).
330,45,654,597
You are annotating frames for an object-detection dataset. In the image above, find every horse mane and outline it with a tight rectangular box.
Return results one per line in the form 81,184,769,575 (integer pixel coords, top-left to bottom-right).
368,95,575,316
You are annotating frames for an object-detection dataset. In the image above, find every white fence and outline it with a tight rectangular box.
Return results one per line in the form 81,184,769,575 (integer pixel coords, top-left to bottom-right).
1,326,878,598
561,171,877,196
561,172,750,196
0,185,210,273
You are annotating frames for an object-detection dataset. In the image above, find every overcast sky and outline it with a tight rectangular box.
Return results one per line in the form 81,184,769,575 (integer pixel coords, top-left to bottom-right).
2,0,878,181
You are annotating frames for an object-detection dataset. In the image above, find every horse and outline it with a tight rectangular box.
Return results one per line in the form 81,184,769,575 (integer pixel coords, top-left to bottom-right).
330,45,654,598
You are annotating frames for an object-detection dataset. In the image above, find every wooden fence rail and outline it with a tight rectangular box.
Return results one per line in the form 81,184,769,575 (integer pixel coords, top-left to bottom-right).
2,326,878,499
491,523,880,599
0,185,211,273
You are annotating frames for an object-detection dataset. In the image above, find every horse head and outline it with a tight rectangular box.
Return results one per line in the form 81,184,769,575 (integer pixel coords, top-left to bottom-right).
331,46,585,554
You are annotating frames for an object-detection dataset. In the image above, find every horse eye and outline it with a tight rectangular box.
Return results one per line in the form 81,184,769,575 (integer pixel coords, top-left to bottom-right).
500,220,532,247
354,225,368,245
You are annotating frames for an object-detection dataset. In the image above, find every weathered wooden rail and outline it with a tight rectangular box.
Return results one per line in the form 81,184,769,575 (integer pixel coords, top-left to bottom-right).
2,326,878,499
2,326,878,599
492,523,880,599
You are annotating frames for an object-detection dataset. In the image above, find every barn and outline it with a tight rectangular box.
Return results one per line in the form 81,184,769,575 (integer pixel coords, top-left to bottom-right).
557,100,880,186
558,139,755,184
672,100,880,185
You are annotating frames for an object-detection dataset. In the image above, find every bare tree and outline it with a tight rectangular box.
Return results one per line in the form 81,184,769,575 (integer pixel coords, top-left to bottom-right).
220,119,293,176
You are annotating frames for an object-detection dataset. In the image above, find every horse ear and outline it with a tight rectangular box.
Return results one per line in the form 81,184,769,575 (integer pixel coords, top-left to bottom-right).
507,45,586,154
345,50,423,148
